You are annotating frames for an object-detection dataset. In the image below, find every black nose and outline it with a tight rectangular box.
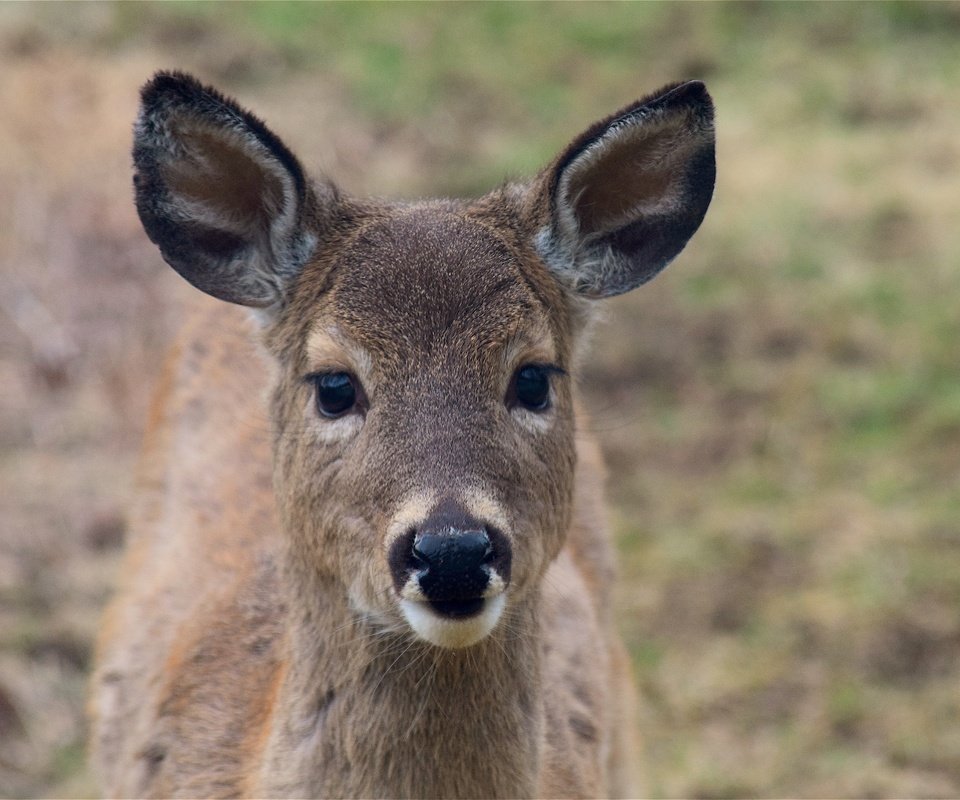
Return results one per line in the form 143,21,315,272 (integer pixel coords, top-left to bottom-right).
412,529,491,575
413,527,493,605
387,499,512,619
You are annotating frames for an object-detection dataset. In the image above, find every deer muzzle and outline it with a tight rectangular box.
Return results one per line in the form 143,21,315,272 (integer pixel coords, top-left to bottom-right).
387,499,513,647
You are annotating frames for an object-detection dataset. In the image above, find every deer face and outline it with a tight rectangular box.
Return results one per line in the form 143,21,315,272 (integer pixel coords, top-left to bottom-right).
132,72,714,649
269,210,576,647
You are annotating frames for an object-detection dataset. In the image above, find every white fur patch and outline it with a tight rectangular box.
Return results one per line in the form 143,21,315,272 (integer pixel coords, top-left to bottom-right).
399,594,506,649
511,404,555,435
460,487,511,534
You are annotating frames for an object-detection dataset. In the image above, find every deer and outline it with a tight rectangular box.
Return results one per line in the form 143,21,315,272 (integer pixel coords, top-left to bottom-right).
89,71,715,799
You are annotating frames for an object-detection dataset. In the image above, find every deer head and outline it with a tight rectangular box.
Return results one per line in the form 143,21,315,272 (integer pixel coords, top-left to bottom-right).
132,72,714,649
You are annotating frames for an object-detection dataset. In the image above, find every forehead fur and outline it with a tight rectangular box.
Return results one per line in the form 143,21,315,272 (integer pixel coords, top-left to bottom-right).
323,207,560,362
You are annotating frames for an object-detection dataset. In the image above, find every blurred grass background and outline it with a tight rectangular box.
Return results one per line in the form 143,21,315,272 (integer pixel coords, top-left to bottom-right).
1,2,959,796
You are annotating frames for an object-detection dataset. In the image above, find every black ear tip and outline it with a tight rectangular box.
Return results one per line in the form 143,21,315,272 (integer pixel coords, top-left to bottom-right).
678,79,707,95
660,80,714,116
627,80,713,128
139,70,208,109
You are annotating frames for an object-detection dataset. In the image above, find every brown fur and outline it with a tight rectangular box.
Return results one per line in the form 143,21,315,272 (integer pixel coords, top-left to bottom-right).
90,72,714,798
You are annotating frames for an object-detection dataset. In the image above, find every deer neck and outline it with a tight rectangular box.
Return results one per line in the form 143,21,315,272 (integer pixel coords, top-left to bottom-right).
259,565,545,799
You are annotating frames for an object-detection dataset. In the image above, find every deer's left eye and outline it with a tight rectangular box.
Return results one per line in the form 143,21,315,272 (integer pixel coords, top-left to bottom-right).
508,364,554,412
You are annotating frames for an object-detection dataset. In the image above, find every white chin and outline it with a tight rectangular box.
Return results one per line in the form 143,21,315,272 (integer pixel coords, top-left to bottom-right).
399,595,506,649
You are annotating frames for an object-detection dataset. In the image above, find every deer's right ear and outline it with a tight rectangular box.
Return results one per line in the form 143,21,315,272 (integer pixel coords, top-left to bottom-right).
133,71,333,309
535,80,716,298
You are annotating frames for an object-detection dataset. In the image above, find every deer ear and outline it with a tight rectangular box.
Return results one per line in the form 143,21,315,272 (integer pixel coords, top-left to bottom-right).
535,80,715,298
133,71,332,308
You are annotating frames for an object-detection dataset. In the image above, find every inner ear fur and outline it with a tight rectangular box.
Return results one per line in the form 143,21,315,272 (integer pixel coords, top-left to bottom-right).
163,126,289,231
536,80,716,298
133,71,329,309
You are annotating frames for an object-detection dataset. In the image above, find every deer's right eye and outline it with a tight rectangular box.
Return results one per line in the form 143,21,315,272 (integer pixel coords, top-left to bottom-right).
307,372,360,418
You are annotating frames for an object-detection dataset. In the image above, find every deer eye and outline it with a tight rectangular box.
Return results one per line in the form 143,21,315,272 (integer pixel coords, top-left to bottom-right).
508,364,554,412
308,372,360,418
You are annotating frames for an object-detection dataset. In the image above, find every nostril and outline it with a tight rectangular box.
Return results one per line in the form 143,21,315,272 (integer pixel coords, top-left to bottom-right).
411,532,443,569
408,546,428,572
404,529,426,571
481,539,494,565
388,527,421,592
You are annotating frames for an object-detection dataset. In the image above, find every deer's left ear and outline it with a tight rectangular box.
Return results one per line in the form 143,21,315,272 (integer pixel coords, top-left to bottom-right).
535,80,715,298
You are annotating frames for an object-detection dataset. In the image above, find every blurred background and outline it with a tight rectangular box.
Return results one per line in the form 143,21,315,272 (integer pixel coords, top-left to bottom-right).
1,2,959,796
